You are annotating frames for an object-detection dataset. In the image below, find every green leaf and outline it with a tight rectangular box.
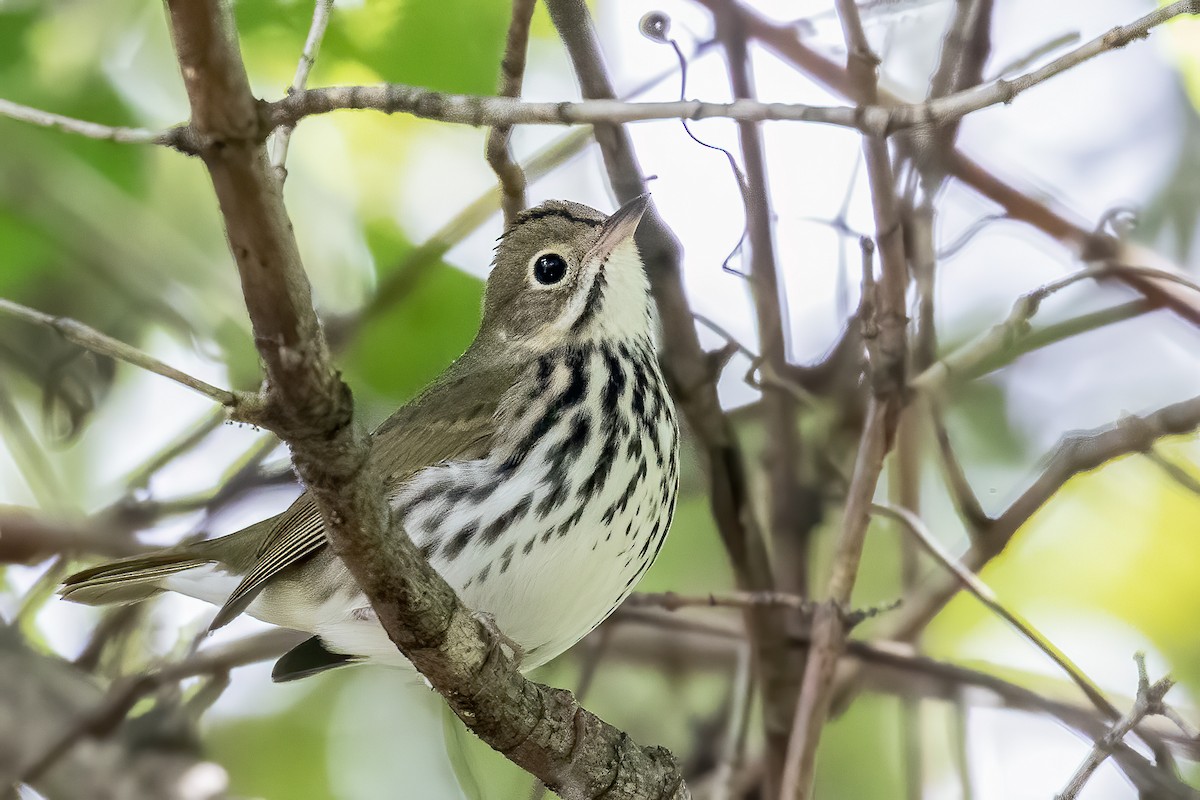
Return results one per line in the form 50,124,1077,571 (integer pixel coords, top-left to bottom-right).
343,260,483,408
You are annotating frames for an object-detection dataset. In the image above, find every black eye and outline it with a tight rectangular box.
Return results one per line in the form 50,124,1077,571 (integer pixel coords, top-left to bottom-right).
533,253,567,285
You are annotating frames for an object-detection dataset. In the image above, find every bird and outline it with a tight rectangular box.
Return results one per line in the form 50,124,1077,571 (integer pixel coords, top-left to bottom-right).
60,195,680,683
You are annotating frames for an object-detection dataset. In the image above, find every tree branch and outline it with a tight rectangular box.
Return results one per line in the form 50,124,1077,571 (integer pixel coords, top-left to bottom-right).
780,0,912,791
486,0,537,224
1055,653,1176,800
0,96,195,152
160,1,687,797
0,296,239,408
270,0,335,180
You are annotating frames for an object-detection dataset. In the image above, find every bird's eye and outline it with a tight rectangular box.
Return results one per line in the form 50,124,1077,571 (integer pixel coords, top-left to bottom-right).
533,253,568,285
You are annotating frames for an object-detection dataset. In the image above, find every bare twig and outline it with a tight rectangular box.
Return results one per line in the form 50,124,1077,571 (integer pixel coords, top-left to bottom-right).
0,507,147,565
628,590,814,614
258,0,1199,135
0,97,189,150
927,399,989,531
0,297,238,408
14,629,302,787
486,0,537,224
911,266,1196,395
271,0,336,179
1145,448,1200,498
871,503,1120,721
1056,654,1176,800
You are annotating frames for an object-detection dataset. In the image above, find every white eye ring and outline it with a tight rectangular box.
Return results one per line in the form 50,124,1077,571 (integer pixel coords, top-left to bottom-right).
529,250,569,287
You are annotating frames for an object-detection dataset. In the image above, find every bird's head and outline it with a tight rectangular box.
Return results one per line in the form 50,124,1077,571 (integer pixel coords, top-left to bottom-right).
479,195,654,351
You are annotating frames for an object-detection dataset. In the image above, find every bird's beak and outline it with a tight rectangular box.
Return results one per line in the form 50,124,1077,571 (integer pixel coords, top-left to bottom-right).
586,194,650,266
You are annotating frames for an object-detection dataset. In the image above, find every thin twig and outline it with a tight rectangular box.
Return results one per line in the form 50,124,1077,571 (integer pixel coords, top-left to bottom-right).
871,502,1120,722
927,398,990,531
0,97,182,148
259,2,1197,135
15,629,301,787
628,590,815,613
486,0,537,224
1144,448,1200,498
1055,653,1175,800
781,398,892,799
271,0,336,180
0,297,238,407
911,266,1194,395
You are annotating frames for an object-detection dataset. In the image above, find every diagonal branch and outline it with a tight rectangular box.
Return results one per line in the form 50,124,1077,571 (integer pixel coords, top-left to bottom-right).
0,296,238,407
160,1,687,797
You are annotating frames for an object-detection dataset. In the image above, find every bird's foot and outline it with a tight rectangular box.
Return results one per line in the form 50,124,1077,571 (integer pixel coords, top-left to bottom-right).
472,610,525,667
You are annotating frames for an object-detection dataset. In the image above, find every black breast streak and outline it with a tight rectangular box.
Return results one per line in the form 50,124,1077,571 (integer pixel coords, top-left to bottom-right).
575,352,619,504
441,520,480,561
601,344,626,409
602,459,648,525
481,492,534,545
536,478,569,519
556,504,585,537
502,347,590,473
397,477,454,516
548,412,590,475
500,543,516,574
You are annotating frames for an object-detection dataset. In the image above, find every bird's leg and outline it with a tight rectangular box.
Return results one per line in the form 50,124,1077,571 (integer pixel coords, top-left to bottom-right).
472,610,525,667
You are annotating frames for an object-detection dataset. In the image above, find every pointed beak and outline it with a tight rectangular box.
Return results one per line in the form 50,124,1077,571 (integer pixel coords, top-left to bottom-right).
586,194,651,266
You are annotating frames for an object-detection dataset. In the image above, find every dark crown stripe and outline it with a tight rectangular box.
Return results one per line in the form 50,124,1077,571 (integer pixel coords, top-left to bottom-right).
514,207,604,227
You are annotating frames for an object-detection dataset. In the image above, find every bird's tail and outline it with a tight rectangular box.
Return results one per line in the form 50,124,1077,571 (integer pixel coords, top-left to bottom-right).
59,550,210,606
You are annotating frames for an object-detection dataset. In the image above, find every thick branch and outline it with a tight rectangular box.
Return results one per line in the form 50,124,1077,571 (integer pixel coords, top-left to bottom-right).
161,1,686,797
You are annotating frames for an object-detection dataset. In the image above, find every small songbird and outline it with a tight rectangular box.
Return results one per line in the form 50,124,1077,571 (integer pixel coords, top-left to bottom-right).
61,196,679,682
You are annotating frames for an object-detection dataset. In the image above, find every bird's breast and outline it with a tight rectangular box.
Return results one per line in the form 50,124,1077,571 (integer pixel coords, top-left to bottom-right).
391,338,679,667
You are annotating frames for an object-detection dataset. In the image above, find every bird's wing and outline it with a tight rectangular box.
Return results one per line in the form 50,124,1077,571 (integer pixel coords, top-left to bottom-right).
209,353,522,630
